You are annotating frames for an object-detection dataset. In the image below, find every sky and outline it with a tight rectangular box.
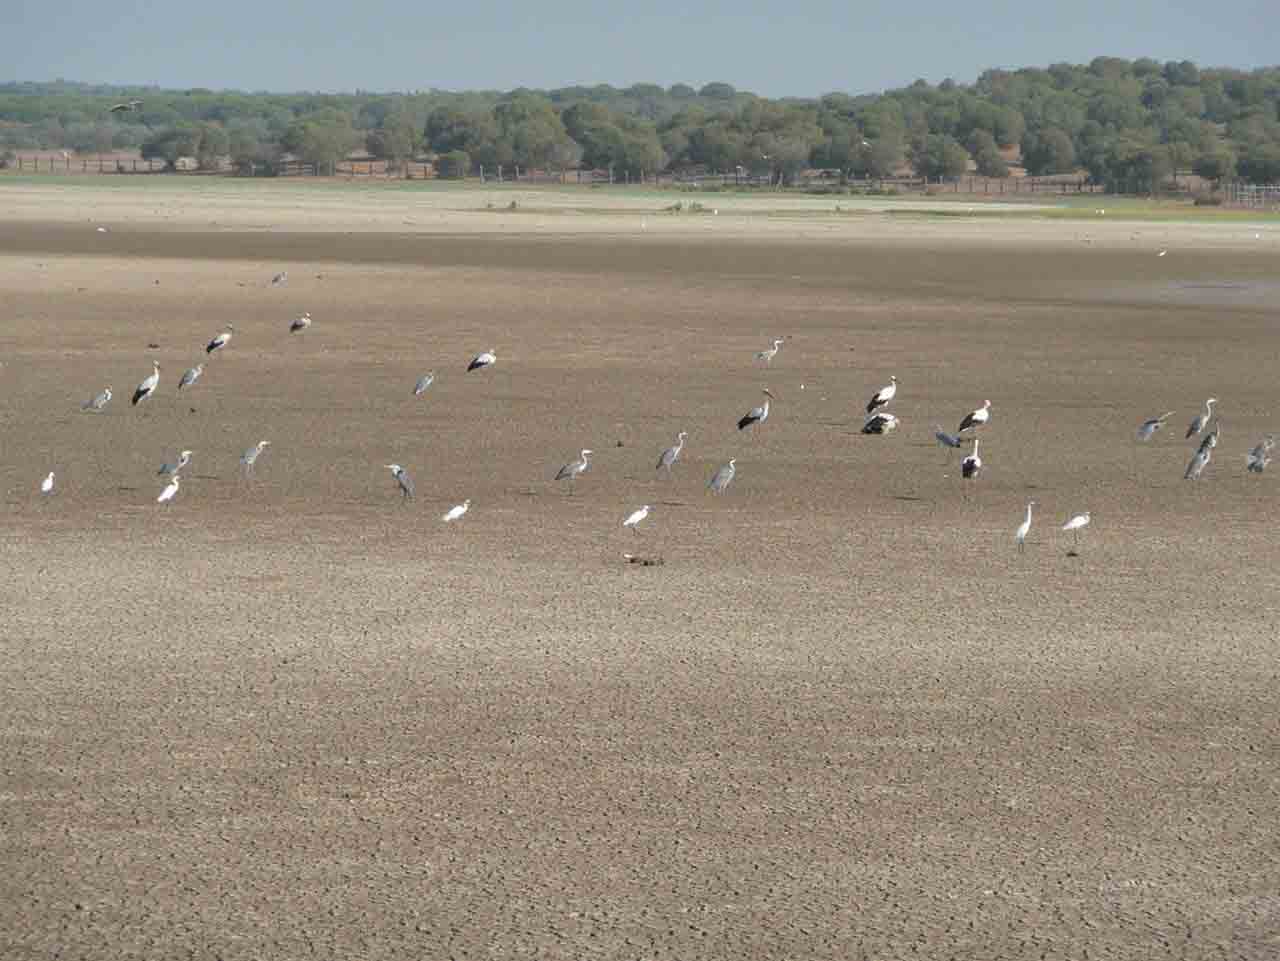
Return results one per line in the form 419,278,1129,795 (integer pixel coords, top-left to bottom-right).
2,0,1274,97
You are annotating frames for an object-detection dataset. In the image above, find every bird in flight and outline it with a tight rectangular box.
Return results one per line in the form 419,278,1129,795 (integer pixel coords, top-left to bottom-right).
109,100,143,113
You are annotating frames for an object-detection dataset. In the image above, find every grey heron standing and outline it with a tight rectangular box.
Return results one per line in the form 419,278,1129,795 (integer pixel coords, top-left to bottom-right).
934,424,963,461
754,338,784,365
178,364,204,390
1247,435,1275,473
958,399,991,434
81,386,112,412
866,376,897,414
270,271,288,287
1137,411,1174,441
131,361,160,406
555,449,592,493
241,440,271,477
1185,445,1212,480
158,450,192,476
656,431,687,476
206,324,233,355
708,458,736,494
414,372,435,396
1185,398,1216,439
385,464,415,500
737,389,775,432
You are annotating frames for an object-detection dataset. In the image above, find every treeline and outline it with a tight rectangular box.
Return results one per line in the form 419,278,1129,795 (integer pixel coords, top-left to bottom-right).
2,59,1279,188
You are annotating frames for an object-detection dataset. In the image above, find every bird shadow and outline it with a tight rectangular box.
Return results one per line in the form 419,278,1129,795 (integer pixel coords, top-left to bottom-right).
891,495,925,503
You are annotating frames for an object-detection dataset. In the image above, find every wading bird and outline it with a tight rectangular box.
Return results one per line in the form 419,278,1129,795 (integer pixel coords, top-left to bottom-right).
81,386,112,412
708,458,736,494
158,450,192,476
178,364,204,390
1062,512,1091,551
289,312,311,333
241,440,271,477
958,399,992,434
1015,501,1036,552
862,412,899,434
934,425,963,456
754,338,784,365
737,389,775,432
40,471,55,495
467,350,497,372
1137,411,1174,441
270,271,287,287
157,475,181,504
961,439,982,479
1247,435,1275,473
1185,398,1216,439
866,375,898,414
656,431,687,476
1198,420,1220,454
1185,445,1212,480
442,499,470,522
132,361,160,406
206,324,233,355
623,505,651,532
413,372,435,396
555,449,592,492
385,463,415,500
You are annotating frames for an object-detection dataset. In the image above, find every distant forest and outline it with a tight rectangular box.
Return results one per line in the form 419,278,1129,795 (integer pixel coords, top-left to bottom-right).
2,59,1279,189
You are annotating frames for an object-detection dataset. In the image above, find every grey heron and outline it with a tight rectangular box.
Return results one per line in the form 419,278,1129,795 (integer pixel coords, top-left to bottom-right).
958,399,991,433
1015,501,1036,552
414,372,435,396
656,431,687,476
178,364,204,390
442,499,470,522
289,312,311,333
385,463,415,499
862,412,899,434
961,439,982,479
1185,398,1216,439
467,350,497,372
934,425,963,457
866,375,897,414
158,450,192,476
157,475,181,504
754,338,784,365
131,361,160,405
81,386,112,412
241,440,271,476
206,324,233,355
1137,411,1174,441
555,449,592,492
270,271,287,287
1185,446,1212,480
1062,512,1091,551
708,458,736,494
1247,435,1275,473
737,389,775,432
1197,420,1220,454
40,471,54,495
623,505,651,532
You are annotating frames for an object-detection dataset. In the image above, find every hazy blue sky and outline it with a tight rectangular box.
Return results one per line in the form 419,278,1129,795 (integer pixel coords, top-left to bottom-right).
2,0,1273,97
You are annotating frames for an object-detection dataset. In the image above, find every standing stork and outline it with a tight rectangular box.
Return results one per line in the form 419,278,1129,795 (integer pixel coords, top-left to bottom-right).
1015,501,1036,552
414,372,435,396
656,431,688,476
289,312,312,333
270,271,288,287
132,361,160,406
241,440,271,477
178,364,204,390
555,449,593,493
1137,411,1174,441
623,505,651,533
866,375,897,414
81,386,112,412
206,324,234,355
754,338,784,365
157,475,181,504
1185,398,1216,439
958,399,992,434
467,350,497,373
385,464,415,500
737,389,775,432
961,439,983,480
708,459,736,494
1062,512,1091,552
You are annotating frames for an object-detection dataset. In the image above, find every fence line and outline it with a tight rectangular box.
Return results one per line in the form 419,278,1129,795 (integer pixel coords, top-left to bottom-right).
1223,183,1280,208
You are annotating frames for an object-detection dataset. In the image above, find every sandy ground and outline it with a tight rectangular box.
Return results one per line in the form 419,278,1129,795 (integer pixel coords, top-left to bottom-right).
2,184,1280,959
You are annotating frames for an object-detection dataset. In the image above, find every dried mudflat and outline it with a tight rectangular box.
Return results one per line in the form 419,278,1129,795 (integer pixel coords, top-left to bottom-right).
2,183,1279,959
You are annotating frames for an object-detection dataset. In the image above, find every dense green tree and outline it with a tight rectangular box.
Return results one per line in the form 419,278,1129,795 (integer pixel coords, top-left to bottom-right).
913,135,970,180
281,109,359,170
969,129,1008,177
140,124,200,169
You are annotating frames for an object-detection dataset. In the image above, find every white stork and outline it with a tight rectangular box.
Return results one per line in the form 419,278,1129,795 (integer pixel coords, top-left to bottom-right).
289,312,312,333
132,361,160,406
467,350,497,372
958,399,991,434
866,375,897,414
738,389,775,432
206,324,234,355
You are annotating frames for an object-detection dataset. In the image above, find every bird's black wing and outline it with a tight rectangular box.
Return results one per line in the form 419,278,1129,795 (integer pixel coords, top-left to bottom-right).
737,413,756,431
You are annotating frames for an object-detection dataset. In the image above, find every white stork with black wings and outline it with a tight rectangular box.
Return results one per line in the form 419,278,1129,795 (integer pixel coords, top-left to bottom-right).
737,389,775,432
206,324,234,355
958,399,991,434
467,350,497,373
866,376,897,414
132,361,160,406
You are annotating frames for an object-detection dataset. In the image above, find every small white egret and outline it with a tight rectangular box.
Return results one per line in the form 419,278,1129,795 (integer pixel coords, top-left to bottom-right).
1062,512,1091,551
623,505,651,532
157,475,181,504
442,499,470,522
40,471,55,495
414,372,435,396
1015,501,1036,552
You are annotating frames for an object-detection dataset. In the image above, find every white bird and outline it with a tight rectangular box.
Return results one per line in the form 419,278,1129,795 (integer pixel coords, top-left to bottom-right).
1185,398,1216,439
1062,512,1091,550
81,386,112,412
656,431,687,476
108,99,143,113
442,499,470,522
1137,411,1174,441
754,338,784,365
862,411,899,434
385,463,415,499
131,361,160,406
241,440,271,476
206,324,234,355
623,505,651,532
1185,446,1212,480
467,350,497,373
961,439,982,479
555,449,593,492
157,475,181,504
1015,501,1036,552
738,388,775,431
1247,435,1275,473
866,375,897,414
40,471,55,495
178,364,204,390
708,458,736,494
413,372,435,396
958,399,991,433
270,271,287,287
289,312,311,333
158,450,192,475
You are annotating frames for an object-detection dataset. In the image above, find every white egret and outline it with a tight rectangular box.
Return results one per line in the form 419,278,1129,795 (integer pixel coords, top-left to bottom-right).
442,499,470,522
157,475,181,504
40,471,55,495
623,505,651,532
1015,501,1036,552
1062,512,1091,551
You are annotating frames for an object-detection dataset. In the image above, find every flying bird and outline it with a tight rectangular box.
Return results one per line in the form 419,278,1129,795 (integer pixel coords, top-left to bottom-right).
289,312,311,333
708,458,737,494
442,499,470,522
754,338,784,365
81,386,112,412
862,412,899,434
385,463,415,499
737,389,775,432
1247,435,1275,473
866,375,897,414
132,361,160,406
961,439,982,479
206,324,234,354
1062,512,1091,550
623,505,651,532
157,475,181,504
413,372,435,396
958,399,992,434
656,431,688,476
1137,411,1174,441
108,99,143,113
555,449,593,492
1185,398,1216,439
467,350,497,372
178,364,204,390
40,471,55,495
1015,501,1036,552
241,440,271,476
